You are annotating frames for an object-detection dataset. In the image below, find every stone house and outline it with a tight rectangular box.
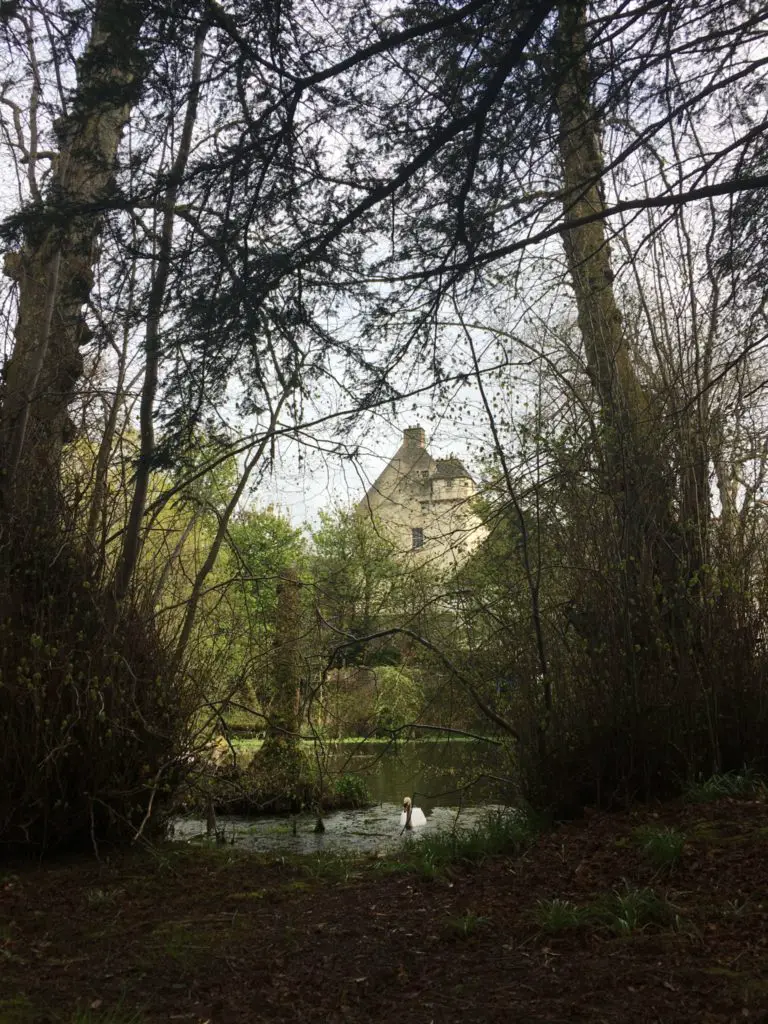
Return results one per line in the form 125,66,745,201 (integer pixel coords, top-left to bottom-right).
358,426,486,570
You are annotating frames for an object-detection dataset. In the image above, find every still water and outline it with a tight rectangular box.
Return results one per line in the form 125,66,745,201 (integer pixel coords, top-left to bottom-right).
172,739,512,855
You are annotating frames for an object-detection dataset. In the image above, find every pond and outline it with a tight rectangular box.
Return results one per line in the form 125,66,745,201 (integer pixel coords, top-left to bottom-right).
171,738,513,855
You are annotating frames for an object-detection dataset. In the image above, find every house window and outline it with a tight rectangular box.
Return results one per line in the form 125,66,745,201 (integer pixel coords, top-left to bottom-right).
412,527,424,550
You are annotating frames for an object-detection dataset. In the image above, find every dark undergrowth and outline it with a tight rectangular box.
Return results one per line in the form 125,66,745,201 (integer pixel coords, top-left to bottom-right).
2,789,768,1022
0,532,194,855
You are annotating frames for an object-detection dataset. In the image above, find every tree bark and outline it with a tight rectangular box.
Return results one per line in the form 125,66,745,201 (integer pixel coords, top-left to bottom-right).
1,0,146,526
555,1,674,572
555,3,649,479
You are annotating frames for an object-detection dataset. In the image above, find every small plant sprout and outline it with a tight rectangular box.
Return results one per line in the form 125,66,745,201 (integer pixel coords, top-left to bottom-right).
446,910,491,939
533,898,591,934
633,826,686,869
592,886,676,935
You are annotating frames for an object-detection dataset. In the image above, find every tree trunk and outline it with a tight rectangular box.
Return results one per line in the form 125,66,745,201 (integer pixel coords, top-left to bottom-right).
555,3,648,478
555,1,673,572
0,0,146,528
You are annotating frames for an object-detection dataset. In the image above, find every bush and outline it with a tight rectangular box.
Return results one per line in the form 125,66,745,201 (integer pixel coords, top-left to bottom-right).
0,540,193,853
373,666,423,734
332,773,372,808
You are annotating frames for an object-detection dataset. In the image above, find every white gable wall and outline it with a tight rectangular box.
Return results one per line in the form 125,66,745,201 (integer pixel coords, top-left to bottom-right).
358,427,486,571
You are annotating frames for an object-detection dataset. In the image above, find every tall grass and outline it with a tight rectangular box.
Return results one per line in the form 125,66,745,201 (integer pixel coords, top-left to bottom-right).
395,809,536,877
685,769,766,803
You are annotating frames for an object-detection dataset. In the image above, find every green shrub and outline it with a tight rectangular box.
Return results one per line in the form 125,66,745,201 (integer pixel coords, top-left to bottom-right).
373,666,423,733
69,1004,146,1023
332,773,372,808
533,886,677,937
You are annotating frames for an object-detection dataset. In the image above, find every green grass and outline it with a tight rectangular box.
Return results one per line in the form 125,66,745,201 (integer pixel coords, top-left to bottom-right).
532,886,677,937
533,898,592,933
150,921,210,966
391,809,537,878
444,910,491,939
0,1001,148,1024
84,886,126,907
0,996,36,1024
592,885,676,936
632,826,686,869
685,769,766,803
69,1007,146,1024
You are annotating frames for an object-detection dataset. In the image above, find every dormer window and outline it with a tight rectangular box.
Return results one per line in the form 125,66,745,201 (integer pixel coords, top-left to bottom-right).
412,527,424,550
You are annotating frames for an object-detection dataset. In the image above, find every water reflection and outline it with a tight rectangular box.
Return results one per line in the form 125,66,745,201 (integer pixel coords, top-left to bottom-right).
330,738,504,813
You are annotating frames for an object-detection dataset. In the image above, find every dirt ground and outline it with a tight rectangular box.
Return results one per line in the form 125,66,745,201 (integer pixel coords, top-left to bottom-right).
2,796,767,1023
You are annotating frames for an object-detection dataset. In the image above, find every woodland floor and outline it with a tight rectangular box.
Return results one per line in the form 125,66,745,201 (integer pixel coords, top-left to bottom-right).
1,797,768,1024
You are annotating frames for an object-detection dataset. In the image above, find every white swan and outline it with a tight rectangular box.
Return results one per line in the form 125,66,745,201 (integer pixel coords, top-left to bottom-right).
400,796,427,829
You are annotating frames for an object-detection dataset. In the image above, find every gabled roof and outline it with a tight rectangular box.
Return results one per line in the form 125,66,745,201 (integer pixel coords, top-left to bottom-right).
433,457,473,481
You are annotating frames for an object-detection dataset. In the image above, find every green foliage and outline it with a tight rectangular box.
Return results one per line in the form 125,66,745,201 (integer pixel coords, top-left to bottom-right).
685,769,766,803
310,508,401,655
205,506,308,709
0,995,147,1024
591,886,676,936
228,508,307,587
633,826,686,869
223,706,263,735
332,773,372,808
243,736,318,813
373,666,423,733
444,910,491,939
533,887,676,937
85,887,125,908
0,996,36,1024
533,898,591,934
397,810,536,877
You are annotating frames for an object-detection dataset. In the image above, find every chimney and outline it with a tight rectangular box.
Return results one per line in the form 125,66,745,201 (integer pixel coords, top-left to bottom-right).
403,426,426,449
